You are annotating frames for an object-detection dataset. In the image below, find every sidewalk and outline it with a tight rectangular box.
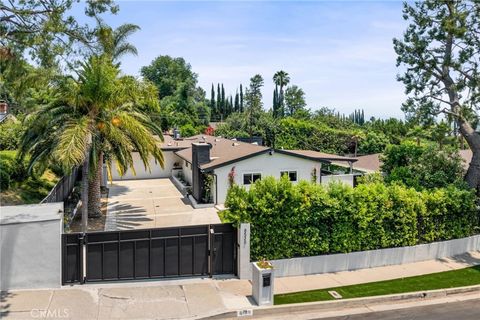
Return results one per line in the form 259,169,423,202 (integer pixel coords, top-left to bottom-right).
274,251,480,294
0,278,252,320
2,251,480,319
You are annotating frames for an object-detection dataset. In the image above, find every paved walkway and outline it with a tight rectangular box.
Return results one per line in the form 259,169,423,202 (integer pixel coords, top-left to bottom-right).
274,251,480,294
2,252,480,319
105,178,220,230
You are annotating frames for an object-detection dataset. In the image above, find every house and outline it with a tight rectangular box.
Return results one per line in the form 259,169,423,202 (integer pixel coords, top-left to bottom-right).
337,149,473,174
111,135,358,205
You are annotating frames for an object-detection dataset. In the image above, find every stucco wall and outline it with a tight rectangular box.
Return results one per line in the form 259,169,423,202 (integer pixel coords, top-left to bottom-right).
181,159,193,185
321,174,354,187
213,152,322,204
266,235,480,278
111,151,181,180
0,203,63,290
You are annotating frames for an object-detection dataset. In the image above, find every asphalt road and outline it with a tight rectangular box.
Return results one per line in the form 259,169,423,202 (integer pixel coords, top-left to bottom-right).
320,299,480,320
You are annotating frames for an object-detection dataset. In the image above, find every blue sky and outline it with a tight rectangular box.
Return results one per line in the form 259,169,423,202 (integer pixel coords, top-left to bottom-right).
96,1,408,118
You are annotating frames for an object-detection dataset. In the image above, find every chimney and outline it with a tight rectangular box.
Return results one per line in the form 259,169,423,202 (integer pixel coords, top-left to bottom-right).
0,100,8,114
173,128,181,140
191,143,211,202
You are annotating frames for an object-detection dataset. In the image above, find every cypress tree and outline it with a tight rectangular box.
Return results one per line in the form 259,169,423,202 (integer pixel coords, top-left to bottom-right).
240,84,244,112
216,83,221,120
221,84,226,116
234,92,239,112
273,86,278,117
210,84,216,119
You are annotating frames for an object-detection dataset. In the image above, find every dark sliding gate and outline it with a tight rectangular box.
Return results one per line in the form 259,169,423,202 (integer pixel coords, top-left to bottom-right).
62,223,237,284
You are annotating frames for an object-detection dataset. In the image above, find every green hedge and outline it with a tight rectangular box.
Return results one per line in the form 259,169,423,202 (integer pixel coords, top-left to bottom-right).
223,176,478,260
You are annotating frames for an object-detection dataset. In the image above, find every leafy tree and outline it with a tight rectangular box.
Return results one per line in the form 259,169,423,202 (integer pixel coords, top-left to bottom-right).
180,123,197,137
382,142,465,190
1,0,118,66
394,0,480,190
273,70,290,118
284,85,306,117
20,55,163,218
357,131,389,155
0,118,24,150
141,55,207,128
141,55,197,99
244,74,264,139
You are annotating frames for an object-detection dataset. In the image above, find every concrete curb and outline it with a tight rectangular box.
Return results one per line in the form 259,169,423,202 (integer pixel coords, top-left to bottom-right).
206,284,480,319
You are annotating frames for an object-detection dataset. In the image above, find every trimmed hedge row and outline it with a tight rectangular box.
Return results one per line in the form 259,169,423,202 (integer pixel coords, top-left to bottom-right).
223,176,479,261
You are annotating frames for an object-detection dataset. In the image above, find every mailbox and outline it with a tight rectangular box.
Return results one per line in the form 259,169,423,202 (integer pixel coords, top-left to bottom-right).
262,274,271,287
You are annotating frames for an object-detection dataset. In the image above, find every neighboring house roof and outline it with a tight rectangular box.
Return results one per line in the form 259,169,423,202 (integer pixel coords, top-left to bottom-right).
174,135,270,170
343,153,383,173
334,149,473,173
159,135,205,151
276,149,357,163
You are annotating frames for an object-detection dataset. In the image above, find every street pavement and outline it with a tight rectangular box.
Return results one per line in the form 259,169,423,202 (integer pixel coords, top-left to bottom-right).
320,298,480,320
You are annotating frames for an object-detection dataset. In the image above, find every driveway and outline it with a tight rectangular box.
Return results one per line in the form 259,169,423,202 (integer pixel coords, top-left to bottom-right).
105,178,220,230
1,278,252,320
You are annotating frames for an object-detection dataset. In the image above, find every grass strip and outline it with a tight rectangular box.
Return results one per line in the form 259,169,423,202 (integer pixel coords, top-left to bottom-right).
274,265,480,305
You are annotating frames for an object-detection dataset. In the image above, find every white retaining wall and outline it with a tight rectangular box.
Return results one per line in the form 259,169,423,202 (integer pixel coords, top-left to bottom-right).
0,203,63,290
267,235,480,278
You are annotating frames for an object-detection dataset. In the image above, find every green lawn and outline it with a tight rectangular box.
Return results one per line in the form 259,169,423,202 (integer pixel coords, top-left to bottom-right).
274,265,480,305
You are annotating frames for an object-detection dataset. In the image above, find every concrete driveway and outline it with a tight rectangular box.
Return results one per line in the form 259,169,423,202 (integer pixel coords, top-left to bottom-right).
105,179,220,230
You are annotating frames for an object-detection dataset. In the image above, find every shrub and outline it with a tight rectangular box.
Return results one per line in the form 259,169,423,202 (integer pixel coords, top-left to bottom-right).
180,123,198,137
0,120,24,150
224,177,478,260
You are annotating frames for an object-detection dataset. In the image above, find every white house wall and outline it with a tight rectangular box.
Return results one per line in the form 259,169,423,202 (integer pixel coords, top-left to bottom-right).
111,151,181,180
181,160,193,185
213,152,321,204
321,174,354,187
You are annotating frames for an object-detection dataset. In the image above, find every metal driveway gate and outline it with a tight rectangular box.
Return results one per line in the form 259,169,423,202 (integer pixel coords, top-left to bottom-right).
62,223,237,284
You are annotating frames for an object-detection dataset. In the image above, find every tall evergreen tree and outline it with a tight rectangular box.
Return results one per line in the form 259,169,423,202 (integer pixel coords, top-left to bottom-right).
234,92,240,112
273,70,290,118
240,84,244,113
245,74,264,139
216,83,221,120
210,84,216,119
273,85,279,117
221,84,225,117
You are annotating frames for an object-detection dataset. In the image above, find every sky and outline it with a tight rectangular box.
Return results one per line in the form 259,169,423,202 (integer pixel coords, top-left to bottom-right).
93,1,409,119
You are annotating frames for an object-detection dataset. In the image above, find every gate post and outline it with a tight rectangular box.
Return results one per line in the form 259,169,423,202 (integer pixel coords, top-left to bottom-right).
237,223,251,280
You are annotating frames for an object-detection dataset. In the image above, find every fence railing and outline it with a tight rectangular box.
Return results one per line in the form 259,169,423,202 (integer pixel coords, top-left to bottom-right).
41,167,80,204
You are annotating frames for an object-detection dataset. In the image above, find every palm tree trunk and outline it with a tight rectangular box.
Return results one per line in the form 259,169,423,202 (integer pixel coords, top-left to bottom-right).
87,151,103,218
81,134,92,233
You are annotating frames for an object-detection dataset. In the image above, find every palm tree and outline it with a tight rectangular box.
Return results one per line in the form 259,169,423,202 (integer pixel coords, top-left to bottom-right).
272,70,290,118
95,20,140,63
20,55,163,221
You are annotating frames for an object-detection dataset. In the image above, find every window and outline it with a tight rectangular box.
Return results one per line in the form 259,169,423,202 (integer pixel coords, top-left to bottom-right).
243,173,261,185
281,171,297,182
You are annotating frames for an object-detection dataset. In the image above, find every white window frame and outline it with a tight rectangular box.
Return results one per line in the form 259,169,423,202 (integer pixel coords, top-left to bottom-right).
243,172,262,185
280,170,298,182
